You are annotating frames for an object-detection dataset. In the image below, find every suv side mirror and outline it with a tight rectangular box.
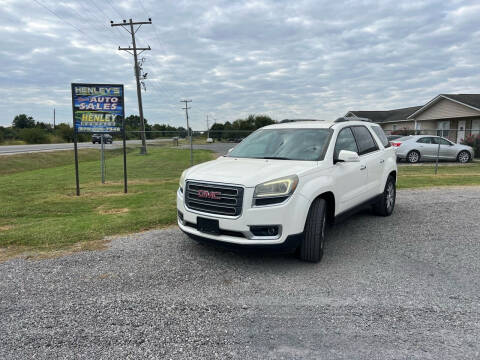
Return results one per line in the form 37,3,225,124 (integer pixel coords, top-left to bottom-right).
336,150,360,163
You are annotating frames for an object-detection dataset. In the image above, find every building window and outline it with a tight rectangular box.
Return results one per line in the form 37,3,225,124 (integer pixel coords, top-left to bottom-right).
437,120,450,137
392,125,397,131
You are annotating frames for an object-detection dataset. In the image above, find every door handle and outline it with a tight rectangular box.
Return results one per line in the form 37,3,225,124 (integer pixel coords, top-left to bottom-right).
360,165,367,170
380,159,385,164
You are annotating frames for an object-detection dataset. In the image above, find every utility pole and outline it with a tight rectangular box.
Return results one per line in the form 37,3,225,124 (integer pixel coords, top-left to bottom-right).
206,114,210,139
181,100,193,166
111,18,152,155
53,108,55,129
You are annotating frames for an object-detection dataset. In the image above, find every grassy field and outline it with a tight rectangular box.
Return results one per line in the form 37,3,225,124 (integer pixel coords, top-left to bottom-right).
0,146,214,256
397,162,480,188
0,148,479,258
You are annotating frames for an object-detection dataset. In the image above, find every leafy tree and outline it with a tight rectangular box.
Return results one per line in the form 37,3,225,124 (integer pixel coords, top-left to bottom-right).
210,115,274,139
20,128,50,144
210,123,224,140
13,114,35,129
54,123,74,142
35,121,53,130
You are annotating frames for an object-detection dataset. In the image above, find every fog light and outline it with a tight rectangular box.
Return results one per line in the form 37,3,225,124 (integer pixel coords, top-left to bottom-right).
177,210,184,224
250,225,279,237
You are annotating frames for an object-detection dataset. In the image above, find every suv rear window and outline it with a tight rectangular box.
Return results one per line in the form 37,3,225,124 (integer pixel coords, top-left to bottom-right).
371,126,391,148
351,126,379,155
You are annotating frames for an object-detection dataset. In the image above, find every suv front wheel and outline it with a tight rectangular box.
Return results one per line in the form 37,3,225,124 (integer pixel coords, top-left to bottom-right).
298,198,327,263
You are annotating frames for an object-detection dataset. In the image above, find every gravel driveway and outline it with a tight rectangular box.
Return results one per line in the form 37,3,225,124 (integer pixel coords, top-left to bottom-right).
1,188,480,359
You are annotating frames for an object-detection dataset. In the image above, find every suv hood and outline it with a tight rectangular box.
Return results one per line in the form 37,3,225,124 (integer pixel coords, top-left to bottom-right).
185,156,317,187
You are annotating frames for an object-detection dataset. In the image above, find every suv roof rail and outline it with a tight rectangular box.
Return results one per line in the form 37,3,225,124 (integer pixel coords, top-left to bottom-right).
280,119,324,123
334,116,372,123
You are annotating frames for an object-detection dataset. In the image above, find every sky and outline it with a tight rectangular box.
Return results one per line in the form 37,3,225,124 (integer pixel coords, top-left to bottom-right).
1,0,480,129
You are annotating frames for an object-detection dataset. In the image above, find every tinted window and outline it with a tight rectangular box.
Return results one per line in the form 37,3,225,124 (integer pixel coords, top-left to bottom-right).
228,128,331,161
417,137,433,144
334,127,358,159
371,126,391,148
351,126,379,155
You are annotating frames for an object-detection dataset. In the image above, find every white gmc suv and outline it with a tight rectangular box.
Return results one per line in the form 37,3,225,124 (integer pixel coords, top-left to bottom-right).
177,118,397,262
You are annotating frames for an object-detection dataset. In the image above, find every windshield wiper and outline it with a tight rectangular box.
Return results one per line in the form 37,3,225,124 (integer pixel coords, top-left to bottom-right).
260,156,291,160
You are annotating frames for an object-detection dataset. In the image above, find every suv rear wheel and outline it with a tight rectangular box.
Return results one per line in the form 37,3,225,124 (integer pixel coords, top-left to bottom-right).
373,175,396,216
298,198,327,263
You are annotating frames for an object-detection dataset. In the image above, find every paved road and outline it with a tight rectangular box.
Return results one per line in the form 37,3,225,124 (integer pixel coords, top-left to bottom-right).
181,142,237,156
0,139,172,156
1,187,480,359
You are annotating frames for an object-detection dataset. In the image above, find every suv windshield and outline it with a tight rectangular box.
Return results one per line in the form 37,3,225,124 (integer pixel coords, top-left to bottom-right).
227,128,331,161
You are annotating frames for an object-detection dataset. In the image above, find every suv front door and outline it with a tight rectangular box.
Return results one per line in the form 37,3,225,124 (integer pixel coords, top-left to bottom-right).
332,127,368,213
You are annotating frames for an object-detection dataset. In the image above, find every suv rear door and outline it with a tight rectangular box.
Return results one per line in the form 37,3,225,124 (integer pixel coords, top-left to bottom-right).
351,126,383,198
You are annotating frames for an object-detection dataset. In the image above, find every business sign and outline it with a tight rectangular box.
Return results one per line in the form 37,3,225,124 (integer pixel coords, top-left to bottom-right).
71,83,127,196
71,83,124,133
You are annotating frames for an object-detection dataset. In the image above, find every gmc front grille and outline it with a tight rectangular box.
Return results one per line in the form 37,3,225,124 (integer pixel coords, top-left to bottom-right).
185,181,244,216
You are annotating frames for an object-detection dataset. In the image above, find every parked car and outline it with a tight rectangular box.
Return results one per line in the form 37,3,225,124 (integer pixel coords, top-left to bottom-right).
177,118,397,262
92,134,113,144
206,138,214,143
392,135,474,163
387,134,403,142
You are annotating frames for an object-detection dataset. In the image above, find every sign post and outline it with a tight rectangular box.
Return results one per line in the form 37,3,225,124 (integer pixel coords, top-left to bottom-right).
71,83,126,195
101,135,105,184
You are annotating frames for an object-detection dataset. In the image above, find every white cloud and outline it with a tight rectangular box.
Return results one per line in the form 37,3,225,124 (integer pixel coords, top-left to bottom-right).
0,0,479,128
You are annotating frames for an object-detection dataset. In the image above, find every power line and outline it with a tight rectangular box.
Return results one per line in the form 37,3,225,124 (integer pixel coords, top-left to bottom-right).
32,0,105,47
83,0,130,43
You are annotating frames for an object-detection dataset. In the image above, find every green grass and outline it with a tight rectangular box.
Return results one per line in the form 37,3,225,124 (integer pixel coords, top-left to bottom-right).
0,148,128,175
1,150,478,256
0,147,214,252
397,162,480,188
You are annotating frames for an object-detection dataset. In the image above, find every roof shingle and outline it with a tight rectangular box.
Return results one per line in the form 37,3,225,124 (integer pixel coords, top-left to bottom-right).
348,106,422,123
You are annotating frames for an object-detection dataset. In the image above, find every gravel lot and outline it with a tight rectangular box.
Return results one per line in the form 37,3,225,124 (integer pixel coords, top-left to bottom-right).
1,187,480,359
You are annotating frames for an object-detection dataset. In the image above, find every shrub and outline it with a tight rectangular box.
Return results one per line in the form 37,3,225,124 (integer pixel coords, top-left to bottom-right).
461,134,480,158
391,129,415,136
19,128,50,144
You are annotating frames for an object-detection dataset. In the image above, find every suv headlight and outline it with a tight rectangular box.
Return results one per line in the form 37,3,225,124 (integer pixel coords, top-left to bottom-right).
253,175,299,199
179,170,187,193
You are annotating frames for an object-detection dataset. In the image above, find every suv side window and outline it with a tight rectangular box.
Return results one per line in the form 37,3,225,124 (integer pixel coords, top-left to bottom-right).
371,126,391,148
351,126,379,155
334,127,358,159
417,137,433,144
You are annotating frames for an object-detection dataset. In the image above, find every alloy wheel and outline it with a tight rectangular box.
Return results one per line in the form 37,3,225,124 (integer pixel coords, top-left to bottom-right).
408,151,419,163
386,181,395,212
458,151,470,163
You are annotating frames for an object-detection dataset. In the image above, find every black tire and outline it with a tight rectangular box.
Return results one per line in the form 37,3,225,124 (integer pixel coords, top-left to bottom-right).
406,150,420,163
457,150,470,163
298,198,327,263
373,175,396,216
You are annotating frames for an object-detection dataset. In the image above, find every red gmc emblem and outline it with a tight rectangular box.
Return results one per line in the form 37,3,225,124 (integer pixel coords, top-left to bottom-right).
197,190,221,200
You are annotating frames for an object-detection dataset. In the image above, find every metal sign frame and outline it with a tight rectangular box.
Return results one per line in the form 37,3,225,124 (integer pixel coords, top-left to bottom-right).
71,83,127,195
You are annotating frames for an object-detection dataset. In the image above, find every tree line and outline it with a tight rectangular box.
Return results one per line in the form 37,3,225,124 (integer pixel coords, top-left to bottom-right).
0,113,276,144
209,114,275,140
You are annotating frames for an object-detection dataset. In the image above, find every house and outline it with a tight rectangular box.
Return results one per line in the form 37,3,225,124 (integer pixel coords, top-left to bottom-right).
346,94,480,143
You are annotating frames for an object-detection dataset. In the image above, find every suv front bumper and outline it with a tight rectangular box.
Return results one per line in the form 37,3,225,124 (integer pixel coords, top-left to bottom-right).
177,187,309,246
